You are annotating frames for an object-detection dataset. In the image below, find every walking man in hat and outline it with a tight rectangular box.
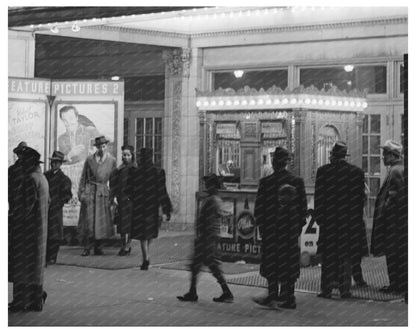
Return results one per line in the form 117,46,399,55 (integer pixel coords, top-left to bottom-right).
78,136,117,256
44,151,73,265
371,139,407,295
177,174,234,303
314,141,366,299
9,147,49,312
253,146,307,309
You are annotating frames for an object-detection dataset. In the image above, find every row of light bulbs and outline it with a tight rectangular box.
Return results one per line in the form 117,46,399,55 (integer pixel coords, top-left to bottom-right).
196,97,367,109
30,6,333,33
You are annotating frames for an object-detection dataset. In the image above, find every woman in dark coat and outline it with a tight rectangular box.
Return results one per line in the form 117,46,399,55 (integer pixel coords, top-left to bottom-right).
127,148,172,270
254,147,307,309
9,147,50,312
44,151,72,265
110,145,137,256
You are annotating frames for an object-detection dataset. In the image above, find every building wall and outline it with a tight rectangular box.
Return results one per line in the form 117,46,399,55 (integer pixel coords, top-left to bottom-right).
8,31,35,78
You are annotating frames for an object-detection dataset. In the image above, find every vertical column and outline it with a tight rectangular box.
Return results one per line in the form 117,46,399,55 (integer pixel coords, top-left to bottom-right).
162,47,201,229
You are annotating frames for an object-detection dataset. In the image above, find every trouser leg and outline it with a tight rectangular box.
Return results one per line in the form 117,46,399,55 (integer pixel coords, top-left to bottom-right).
208,257,231,295
279,280,296,301
320,254,334,293
351,259,365,283
46,239,60,263
339,259,352,294
267,277,278,300
189,256,202,295
386,251,398,289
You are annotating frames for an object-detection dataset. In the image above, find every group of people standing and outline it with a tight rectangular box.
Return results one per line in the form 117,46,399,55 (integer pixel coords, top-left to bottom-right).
8,136,172,312
251,140,407,309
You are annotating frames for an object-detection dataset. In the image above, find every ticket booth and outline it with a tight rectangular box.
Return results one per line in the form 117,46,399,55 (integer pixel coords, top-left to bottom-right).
196,85,367,264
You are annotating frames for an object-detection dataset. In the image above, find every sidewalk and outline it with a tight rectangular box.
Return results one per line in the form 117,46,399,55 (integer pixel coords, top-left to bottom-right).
57,232,404,302
8,264,408,326
8,231,408,326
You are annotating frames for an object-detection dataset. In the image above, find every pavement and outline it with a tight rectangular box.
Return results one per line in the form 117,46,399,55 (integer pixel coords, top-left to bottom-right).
8,231,409,326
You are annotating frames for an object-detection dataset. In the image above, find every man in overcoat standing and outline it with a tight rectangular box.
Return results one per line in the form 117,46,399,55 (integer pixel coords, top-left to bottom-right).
78,136,117,256
44,151,72,264
253,147,307,309
9,147,49,312
314,141,366,299
371,139,406,295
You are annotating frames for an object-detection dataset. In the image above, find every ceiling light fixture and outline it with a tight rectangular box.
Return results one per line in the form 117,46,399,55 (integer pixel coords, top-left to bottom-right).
234,70,244,78
344,65,354,72
71,23,80,32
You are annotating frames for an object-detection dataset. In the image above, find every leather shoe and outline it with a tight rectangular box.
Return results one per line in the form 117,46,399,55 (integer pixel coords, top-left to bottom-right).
379,285,399,293
177,292,198,302
317,292,332,299
278,301,297,309
94,248,104,255
213,292,234,303
340,292,352,299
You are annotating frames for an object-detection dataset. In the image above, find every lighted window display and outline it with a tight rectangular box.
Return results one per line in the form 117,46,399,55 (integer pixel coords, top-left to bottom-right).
317,125,340,168
362,114,382,218
300,65,387,94
213,70,288,91
216,122,241,184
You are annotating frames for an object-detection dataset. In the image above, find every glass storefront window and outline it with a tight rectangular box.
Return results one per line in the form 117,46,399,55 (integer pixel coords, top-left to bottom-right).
300,65,387,93
213,70,288,91
370,114,381,134
369,136,380,154
135,117,163,168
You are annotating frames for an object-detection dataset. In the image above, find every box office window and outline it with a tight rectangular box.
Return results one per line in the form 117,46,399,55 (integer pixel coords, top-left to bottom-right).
213,70,288,91
216,123,241,183
362,114,382,218
300,65,387,94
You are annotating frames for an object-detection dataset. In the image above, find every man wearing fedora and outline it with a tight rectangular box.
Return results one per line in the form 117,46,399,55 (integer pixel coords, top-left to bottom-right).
78,136,117,256
253,147,307,309
371,139,407,295
9,147,49,312
44,151,73,265
314,141,366,299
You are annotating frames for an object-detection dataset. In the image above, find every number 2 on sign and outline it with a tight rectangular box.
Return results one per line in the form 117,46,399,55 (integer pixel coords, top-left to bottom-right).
305,210,317,234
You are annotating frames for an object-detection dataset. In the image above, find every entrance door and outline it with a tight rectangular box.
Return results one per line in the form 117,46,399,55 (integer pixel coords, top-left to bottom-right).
125,102,164,168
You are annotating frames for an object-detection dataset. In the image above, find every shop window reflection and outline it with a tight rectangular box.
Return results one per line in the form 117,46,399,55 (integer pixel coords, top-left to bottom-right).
317,125,340,168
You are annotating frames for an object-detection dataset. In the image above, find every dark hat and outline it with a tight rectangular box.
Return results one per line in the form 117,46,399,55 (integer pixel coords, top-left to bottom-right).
203,173,222,189
93,136,109,147
273,146,291,162
331,141,350,157
13,141,28,154
140,147,153,158
380,139,402,157
121,144,134,152
21,147,43,165
48,150,66,162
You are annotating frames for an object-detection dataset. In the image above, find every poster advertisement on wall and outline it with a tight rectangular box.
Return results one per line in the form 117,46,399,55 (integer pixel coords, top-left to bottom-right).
55,102,118,226
8,99,47,166
8,77,51,167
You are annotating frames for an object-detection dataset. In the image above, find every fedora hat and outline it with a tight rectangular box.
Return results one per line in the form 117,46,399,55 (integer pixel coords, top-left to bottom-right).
331,141,350,157
202,173,222,189
13,141,28,154
93,136,109,147
380,139,402,156
21,147,43,165
273,146,291,162
48,150,67,162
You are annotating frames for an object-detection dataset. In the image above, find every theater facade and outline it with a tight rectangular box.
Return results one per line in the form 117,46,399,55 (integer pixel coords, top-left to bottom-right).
8,7,407,242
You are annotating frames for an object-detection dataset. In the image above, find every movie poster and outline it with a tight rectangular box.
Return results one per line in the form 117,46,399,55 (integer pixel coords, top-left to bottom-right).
56,102,117,226
8,99,47,166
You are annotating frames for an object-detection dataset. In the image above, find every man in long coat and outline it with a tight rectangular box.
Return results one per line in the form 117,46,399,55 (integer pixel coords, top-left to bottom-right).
8,141,28,282
44,151,72,264
9,147,50,312
314,141,366,299
127,148,171,269
78,136,117,256
371,139,406,294
253,147,307,309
